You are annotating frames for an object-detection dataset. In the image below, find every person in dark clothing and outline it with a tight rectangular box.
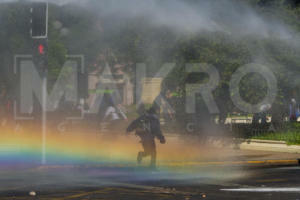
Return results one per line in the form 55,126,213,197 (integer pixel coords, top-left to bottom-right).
252,104,271,125
126,106,166,168
290,98,298,122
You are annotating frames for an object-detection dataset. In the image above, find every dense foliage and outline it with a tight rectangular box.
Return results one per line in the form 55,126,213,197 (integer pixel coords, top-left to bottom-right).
0,0,299,119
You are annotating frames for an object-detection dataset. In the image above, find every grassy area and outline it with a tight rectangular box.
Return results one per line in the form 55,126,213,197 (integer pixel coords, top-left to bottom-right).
253,131,300,145
252,123,300,145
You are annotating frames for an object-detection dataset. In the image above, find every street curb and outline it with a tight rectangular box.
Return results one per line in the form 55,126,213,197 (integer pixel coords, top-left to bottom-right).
161,159,300,168
243,139,286,144
170,135,300,154
237,139,300,154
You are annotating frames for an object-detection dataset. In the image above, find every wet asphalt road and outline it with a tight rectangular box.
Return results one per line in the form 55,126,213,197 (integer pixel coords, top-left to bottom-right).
0,165,300,199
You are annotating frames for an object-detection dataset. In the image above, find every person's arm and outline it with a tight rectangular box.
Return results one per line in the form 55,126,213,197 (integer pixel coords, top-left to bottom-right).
118,106,128,120
152,118,166,143
103,107,113,121
126,117,142,132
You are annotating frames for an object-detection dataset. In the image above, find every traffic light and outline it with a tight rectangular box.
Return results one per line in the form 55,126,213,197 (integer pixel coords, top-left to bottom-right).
38,43,45,55
30,2,48,38
30,2,48,72
33,39,48,71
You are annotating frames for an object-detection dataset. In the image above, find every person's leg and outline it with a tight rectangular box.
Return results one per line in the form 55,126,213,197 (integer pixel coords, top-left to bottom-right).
149,140,157,168
252,113,259,125
137,151,144,164
137,142,150,164
261,113,267,124
150,149,157,168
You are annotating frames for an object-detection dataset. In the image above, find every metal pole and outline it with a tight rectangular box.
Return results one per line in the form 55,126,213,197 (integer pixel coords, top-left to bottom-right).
30,1,49,165
42,72,47,164
42,2,48,165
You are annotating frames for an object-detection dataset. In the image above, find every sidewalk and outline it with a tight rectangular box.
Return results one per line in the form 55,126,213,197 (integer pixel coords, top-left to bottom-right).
237,139,300,154
161,134,300,168
159,149,300,168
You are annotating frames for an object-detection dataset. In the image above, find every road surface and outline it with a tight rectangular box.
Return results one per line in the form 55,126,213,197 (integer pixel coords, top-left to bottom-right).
0,160,300,199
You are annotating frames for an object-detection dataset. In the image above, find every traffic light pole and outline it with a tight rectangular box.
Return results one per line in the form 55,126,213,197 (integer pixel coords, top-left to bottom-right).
31,2,48,165
41,68,47,165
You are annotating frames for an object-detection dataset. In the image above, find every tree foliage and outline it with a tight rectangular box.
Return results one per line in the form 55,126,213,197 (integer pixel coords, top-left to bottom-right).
0,0,299,117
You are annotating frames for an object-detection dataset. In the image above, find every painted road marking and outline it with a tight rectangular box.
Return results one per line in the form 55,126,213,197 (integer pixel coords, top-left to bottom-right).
34,159,299,169
221,188,300,192
256,179,287,183
51,181,196,200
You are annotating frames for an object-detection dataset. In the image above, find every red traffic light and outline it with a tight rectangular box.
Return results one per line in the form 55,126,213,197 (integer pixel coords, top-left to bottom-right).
38,44,45,54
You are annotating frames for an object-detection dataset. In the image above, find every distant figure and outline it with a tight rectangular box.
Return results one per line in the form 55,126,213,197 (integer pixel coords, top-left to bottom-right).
104,104,127,133
126,106,166,169
260,104,271,124
252,104,271,125
290,99,298,122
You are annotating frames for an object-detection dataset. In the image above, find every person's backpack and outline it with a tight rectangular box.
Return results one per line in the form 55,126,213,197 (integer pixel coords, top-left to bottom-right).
138,115,152,134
